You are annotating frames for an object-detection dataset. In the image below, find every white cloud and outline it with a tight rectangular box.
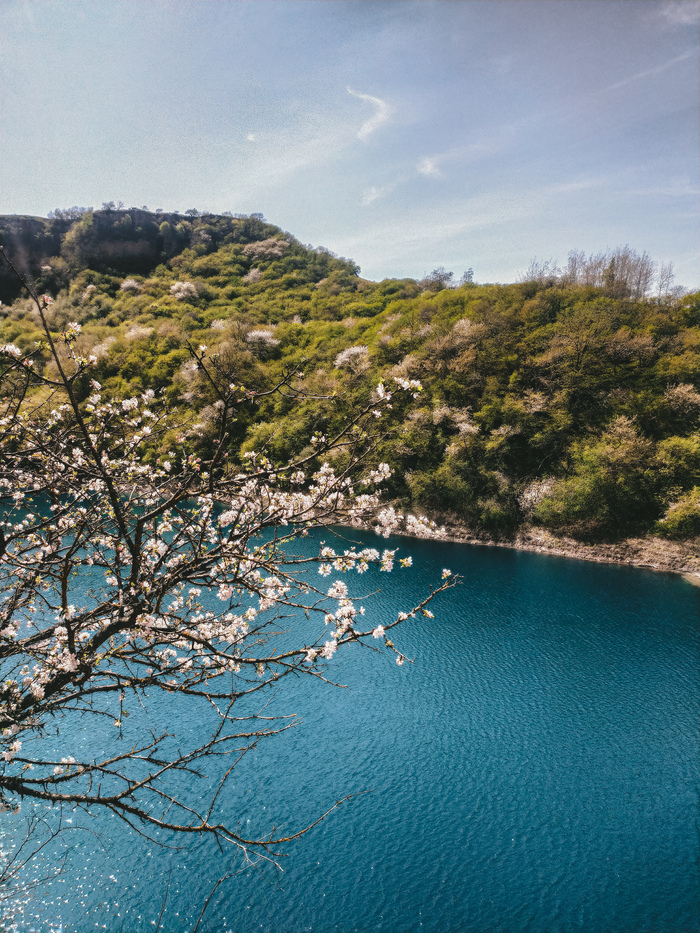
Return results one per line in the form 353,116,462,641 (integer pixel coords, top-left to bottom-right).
658,1,700,26
418,157,441,177
361,181,397,205
347,88,391,140
246,133,257,142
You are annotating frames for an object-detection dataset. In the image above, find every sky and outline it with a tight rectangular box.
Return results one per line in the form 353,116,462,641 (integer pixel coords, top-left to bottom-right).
1,0,698,286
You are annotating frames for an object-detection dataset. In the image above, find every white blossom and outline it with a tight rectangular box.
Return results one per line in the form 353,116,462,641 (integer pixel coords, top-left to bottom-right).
120,278,141,292
334,346,370,373
320,640,337,659
170,281,198,300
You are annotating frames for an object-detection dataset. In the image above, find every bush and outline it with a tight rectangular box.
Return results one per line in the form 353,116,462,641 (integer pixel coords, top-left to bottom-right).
656,488,700,539
534,417,660,536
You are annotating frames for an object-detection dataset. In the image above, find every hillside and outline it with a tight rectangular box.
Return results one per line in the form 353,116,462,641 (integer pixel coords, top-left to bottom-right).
1,207,699,547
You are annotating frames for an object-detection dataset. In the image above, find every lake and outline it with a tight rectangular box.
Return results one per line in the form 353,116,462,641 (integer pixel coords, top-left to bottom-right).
4,531,699,933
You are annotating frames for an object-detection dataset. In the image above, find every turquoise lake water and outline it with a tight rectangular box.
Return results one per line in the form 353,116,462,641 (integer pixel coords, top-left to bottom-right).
4,531,699,932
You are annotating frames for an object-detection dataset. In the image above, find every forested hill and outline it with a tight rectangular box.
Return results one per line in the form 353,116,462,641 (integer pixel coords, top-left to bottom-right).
1,207,699,543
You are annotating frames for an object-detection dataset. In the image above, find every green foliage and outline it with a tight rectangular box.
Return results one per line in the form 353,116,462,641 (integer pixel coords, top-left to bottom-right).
1,208,696,541
656,434,700,488
656,488,700,539
534,417,660,536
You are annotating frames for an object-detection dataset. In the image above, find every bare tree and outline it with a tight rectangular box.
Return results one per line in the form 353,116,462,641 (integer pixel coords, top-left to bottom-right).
0,246,452,871
520,258,562,286
563,250,586,285
557,247,656,298
656,261,675,300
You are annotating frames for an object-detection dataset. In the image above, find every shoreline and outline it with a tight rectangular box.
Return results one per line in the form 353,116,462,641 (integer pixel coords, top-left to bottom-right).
384,518,700,585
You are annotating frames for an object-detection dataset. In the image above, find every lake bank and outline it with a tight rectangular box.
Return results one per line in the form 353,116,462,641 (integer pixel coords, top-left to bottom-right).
374,516,700,583
444,524,700,582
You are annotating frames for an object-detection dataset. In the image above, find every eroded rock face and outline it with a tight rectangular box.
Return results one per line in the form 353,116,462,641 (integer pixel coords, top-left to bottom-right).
0,211,163,302
0,208,281,303
0,215,70,303
422,518,700,579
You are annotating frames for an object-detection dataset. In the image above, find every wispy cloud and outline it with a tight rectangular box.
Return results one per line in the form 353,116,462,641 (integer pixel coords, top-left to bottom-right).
628,181,700,198
361,181,398,205
416,148,474,177
347,88,391,140
338,176,618,270
229,89,395,200
601,49,696,93
229,117,354,198
416,127,533,179
342,188,542,257
546,178,604,195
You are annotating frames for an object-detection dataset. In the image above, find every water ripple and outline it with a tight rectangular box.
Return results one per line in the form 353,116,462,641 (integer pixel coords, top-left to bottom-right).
5,534,699,933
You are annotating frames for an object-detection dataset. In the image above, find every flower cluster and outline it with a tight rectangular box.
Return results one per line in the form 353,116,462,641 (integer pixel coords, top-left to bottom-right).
120,278,141,292
334,345,370,372
0,318,455,850
245,329,281,354
393,376,423,398
170,281,197,300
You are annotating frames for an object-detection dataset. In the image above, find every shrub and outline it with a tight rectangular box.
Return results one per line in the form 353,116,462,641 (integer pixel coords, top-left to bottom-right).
657,488,700,539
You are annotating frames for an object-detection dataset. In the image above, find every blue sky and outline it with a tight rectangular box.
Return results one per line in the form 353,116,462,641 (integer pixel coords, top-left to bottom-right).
1,0,698,286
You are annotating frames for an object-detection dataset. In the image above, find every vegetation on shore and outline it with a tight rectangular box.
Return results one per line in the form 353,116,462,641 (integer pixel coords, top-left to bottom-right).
2,206,699,544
